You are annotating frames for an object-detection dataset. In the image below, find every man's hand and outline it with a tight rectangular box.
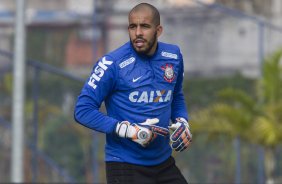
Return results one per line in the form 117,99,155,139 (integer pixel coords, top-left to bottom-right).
169,117,192,152
115,118,169,147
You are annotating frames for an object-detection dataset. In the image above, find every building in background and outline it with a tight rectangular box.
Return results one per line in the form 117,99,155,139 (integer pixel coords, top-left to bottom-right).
0,0,282,77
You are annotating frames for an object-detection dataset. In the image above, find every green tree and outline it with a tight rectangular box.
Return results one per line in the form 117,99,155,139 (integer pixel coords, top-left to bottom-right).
41,115,87,182
192,49,282,184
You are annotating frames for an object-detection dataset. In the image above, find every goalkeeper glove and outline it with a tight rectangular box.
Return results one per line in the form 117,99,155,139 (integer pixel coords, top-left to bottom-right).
115,118,169,147
169,117,192,152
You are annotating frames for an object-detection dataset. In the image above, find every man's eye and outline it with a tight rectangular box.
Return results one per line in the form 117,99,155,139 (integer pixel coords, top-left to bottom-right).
142,25,150,28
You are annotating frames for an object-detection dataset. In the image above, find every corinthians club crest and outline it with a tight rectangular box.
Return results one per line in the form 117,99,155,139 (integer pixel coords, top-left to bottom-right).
161,64,175,83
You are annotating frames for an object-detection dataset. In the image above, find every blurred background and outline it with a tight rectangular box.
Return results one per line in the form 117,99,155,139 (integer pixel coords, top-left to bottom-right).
1,0,282,183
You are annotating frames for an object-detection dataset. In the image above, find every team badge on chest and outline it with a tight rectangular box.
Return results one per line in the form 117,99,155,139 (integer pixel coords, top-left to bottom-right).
161,64,175,83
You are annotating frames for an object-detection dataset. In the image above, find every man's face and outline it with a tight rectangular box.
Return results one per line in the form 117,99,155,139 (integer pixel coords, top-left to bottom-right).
128,10,162,56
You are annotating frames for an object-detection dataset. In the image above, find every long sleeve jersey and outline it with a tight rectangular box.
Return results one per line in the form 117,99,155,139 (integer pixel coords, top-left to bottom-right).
74,41,188,166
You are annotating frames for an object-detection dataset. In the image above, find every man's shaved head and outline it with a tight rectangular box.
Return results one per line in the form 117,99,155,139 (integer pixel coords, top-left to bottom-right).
129,3,160,26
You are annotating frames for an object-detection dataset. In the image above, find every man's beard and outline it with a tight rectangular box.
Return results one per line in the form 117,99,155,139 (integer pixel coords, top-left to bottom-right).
131,32,157,56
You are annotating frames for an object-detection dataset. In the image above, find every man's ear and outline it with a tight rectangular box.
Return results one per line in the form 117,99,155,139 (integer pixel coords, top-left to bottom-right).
156,25,163,37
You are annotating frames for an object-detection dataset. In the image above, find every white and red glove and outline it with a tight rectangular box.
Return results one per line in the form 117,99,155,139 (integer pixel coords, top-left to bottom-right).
169,117,192,152
115,118,169,147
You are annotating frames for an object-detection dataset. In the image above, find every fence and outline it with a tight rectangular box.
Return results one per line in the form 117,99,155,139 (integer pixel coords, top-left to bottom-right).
0,49,101,182
1,0,282,183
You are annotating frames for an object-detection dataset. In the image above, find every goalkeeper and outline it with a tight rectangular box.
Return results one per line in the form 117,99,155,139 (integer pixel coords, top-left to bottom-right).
74,2,192,184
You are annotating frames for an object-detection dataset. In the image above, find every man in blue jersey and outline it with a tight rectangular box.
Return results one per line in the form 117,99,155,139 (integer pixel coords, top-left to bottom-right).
74,3,192,184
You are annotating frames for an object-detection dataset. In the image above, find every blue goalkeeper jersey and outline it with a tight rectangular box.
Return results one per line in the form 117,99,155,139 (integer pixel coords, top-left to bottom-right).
74,41,188,166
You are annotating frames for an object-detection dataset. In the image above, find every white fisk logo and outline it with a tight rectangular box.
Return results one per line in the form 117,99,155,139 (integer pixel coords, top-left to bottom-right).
132,76,142,82
88,57,113,89
129,90,172,103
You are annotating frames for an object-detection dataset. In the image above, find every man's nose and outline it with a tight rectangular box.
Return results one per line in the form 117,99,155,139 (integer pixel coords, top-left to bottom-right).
136,26,143,36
